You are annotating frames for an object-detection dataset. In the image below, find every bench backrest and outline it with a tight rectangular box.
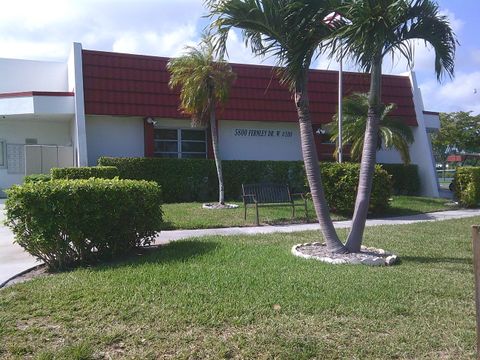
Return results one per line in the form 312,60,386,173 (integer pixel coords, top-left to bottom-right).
242,183,292,204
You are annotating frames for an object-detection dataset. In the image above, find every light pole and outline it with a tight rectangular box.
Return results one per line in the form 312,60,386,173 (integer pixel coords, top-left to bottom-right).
338,46,343,163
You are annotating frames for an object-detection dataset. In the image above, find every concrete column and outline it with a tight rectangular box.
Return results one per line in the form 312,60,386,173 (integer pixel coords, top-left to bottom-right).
67,42,88,167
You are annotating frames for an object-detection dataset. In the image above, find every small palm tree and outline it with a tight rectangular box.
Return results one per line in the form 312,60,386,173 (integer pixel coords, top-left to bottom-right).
328,93,414,164
167,35,236,205
208,0,348,253
332,0,457,252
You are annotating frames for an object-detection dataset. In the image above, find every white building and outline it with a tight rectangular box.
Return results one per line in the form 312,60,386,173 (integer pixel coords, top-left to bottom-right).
0,43,440,197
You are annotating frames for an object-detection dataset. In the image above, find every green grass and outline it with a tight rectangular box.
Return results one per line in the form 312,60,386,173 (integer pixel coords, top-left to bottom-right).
162,195,457,230
1,217,478,359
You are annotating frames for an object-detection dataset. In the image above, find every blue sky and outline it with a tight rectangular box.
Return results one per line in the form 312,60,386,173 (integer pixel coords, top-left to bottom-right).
0,0,478,114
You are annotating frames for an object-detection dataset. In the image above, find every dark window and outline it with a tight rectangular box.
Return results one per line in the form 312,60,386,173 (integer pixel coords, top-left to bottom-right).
154,129,207,158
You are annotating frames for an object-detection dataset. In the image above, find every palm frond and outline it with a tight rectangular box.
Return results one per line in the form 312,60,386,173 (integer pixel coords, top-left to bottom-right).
167,34,236,126
329,92,414,164
207,0,342,90
331,0,457,81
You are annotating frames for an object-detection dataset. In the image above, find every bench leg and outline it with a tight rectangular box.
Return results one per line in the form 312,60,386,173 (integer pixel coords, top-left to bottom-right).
255,203,259,226
292,204,295,219
304,199,308,220
244,204,247,221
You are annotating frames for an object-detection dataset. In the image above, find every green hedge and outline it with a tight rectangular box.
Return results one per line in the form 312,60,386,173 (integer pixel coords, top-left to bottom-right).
23,174,51,183
320,163,392,214
51,166,119,180
5,178,163,270
379,164,420,195
99,157,218,202
98,157,392,213
454,167,480,207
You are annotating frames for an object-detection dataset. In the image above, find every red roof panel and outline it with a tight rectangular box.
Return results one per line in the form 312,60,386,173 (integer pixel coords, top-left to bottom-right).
82,49,418,126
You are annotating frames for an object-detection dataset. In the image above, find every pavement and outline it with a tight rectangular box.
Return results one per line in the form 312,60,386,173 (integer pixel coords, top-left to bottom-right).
0,199,42,287
1,197,479,287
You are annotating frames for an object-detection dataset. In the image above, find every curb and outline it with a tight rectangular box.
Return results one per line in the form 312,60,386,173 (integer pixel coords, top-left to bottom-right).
0,264,44,289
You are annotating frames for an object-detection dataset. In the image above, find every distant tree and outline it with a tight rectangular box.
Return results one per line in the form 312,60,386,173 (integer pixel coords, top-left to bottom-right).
431,111,480,166
167,35,236,206
328,93,414,164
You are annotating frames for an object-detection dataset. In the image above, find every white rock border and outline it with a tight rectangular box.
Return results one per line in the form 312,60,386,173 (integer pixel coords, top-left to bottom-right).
291,242,399,266
202,203,239,210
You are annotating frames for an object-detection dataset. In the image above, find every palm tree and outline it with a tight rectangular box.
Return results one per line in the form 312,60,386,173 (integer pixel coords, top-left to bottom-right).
332,0,457,252
328,93,414,164
167,35,236,206
207,0,348,253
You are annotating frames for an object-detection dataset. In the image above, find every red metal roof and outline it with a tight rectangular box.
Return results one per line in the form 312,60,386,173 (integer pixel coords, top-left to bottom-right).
82,49,418,126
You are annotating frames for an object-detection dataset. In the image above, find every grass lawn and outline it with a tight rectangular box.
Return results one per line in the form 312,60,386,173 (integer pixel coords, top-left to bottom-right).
0,216,478,359
162,195,458,230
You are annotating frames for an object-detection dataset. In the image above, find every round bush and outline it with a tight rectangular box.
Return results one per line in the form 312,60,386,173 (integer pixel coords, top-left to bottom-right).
5,178,163,270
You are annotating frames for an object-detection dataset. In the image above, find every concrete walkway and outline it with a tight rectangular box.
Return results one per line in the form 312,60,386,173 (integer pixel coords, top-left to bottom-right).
157,208,480,243
0,199,42,287
1,203,479,286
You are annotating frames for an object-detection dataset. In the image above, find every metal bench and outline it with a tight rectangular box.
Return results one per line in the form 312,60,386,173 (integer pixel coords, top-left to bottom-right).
241,183,308,225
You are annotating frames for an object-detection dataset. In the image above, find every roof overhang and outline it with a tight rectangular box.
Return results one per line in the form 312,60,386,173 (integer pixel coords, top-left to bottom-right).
0,91,74,116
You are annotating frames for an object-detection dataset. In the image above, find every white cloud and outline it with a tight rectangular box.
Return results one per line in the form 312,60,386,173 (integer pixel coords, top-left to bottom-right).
112,25,198,57
420,71,480,115
0,0,205,60
223,30,274,66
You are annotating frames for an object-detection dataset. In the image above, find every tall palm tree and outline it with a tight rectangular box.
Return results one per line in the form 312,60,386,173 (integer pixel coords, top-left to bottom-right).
167,35,236,205
332,0,456,252
208,0,348,253
328,92,414,164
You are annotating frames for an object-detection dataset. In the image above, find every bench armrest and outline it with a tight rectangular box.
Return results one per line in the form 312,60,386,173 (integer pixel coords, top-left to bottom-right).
290,192,306,200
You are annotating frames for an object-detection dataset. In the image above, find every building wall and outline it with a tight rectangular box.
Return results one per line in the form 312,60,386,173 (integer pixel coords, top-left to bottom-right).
0,118,72,190
0,58,68,93
86,115,145,166
218,120,303,161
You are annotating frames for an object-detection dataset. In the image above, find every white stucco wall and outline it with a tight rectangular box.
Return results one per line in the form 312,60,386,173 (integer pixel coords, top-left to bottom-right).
376,148,403,164
0,95,74,116
0,118,73,190
406,72,439,197
86,115,145,166
219,120,303,161
0,58,68,93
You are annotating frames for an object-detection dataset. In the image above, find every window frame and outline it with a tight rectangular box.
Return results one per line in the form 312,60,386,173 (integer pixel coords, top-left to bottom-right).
153,128,207,159
0,139,6,168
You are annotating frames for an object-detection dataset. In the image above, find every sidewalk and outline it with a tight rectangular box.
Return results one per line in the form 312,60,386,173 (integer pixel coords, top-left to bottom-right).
1,206,480,286
0,200,42,287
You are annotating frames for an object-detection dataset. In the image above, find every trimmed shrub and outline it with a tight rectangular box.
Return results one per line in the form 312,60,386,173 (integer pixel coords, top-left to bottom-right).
98,157,391,213
5,178,163,270
320,163,392,214
454,167,480,207
23,174,51,183
98,157,306,202
379,164,420,195
98,157,218,203
51,166,119,180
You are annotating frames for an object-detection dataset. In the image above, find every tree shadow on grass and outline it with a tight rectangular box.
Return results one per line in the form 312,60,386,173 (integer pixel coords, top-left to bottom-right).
401,255,471,265
91,240,220,272
400,255,472,274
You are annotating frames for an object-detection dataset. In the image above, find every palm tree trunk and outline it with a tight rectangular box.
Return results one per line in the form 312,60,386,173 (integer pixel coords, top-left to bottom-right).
295,72,346,253
345,60,382,253
209,104,225,205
